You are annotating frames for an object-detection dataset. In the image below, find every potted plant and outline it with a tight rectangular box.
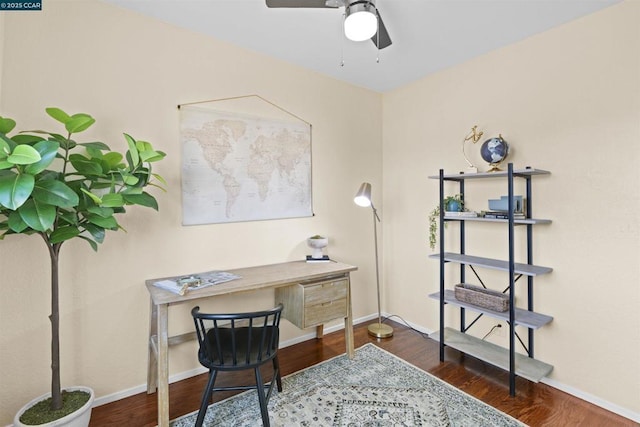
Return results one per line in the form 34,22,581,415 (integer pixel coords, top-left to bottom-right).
428,194,463,250
306,234,328,259
0,108,166,425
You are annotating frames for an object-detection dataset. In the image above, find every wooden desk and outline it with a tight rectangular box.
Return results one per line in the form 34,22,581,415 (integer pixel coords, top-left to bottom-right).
145,260,357,427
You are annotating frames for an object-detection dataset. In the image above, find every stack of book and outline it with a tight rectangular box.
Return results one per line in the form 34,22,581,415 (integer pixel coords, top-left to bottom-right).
481,211,526,219
306,255,331,263
444,211,478,218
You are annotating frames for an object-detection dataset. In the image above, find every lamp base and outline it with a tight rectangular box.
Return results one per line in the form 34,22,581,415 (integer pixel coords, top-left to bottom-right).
367,322,393,338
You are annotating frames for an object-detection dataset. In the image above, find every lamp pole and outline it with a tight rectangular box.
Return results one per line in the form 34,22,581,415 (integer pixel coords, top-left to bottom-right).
367,202,393,338
354,182,393,338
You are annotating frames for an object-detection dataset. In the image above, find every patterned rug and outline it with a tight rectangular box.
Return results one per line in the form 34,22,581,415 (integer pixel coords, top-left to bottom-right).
171,343,525,426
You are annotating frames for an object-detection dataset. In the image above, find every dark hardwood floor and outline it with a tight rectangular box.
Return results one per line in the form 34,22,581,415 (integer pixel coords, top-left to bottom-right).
90,320,636,426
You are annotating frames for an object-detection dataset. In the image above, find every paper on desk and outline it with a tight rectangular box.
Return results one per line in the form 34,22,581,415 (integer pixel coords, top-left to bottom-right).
153,271,241,295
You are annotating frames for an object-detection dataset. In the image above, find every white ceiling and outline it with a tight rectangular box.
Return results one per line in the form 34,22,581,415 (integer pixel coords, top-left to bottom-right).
103,0,620,93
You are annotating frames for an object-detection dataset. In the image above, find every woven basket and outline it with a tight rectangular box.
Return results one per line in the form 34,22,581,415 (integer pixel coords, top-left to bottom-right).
454,283,509,312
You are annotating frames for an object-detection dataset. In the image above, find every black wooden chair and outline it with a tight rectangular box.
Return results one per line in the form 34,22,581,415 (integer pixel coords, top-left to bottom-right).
191,304,284,427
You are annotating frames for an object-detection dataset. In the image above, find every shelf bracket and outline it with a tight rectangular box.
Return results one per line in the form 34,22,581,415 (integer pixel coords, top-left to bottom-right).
462,312,484,333
505,323,532,357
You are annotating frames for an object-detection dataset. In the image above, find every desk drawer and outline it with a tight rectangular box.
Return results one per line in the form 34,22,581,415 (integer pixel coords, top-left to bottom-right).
305,299,347,327
303,279,348,306
275,277,349,330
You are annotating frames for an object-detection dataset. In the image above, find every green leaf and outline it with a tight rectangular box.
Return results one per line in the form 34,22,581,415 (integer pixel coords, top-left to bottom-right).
135,140,152,152
0,160,13,170
140,150,165,163
46,107,71,124
122,192,158,210
85,213,118,229
86,206,114,218
0,134,17,153
83,223,105,243
152,173,167,187
85,146,103,160
100,193,124,208
32,179,79,208
102,152,123,169
120,186,143,195
57,210,78,226
18,199,56,232
7,145,41,165
122,174,139,186
80,188,102,204
0,172,35,209
0,117,17,134
59,138,76,151
69,155,103,176
79,141,110,151
0,138,10,157
88,181,113,190
66,114,95,134
7,210,28,233
78,235,99,251
49,225,81,243
12,134,45,144
124,133,140,168
24,140,59,175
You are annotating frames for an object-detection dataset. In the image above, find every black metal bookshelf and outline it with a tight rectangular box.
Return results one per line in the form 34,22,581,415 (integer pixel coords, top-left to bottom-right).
429,163,553,396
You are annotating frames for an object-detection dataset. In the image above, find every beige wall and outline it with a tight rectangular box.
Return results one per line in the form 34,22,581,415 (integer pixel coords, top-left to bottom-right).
0,1,382,422
382,0,639,418
1,0,639,423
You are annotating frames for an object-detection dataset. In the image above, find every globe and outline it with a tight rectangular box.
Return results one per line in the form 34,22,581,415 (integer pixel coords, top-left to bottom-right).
480,136,509,171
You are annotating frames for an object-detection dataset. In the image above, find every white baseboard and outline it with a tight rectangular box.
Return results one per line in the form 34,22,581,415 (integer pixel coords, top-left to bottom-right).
92,312,639,424
540,377,640,423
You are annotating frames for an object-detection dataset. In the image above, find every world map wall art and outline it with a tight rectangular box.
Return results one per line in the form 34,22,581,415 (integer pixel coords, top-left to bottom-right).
179,103,312,225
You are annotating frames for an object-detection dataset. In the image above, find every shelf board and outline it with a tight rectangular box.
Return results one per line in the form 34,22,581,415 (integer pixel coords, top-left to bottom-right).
430,327,553,382
428,167,550,181
444,216,552,225
428,290,553,329
429,252,552,276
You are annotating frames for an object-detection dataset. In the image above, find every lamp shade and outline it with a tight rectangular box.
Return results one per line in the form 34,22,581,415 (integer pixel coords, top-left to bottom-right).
354,182,372,207
344,1,377,42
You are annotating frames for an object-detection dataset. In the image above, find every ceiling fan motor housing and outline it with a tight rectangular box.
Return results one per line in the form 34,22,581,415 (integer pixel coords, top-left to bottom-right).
344,1,378,42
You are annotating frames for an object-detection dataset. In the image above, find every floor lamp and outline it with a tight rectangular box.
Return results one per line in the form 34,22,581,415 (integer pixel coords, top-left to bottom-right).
354,182,393,338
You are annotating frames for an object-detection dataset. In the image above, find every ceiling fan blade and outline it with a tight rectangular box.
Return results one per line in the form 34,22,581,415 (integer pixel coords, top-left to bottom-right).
265,0,338,7
372,12,392,49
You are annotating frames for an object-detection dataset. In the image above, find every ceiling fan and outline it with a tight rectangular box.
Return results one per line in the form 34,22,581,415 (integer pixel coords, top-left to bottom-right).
265,0,392,49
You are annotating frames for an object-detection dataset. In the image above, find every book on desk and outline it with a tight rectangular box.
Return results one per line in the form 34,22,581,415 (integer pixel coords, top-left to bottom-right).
153,271,240,295
306,255,331,263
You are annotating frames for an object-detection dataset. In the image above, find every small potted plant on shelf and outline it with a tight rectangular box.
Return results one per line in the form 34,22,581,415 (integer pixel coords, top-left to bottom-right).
0,108,166,426
428,194,464,250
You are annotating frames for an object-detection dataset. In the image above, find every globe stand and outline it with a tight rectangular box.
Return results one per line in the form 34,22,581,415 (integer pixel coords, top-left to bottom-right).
486,162,505,172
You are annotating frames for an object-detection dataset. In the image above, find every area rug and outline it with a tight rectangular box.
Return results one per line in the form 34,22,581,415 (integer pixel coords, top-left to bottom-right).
171,343,525,426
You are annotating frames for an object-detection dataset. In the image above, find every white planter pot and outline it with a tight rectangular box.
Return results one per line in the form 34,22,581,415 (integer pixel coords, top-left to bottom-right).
14,386,94,427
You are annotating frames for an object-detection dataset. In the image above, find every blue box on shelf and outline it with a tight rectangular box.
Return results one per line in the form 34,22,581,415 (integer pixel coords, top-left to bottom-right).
488,195,524,212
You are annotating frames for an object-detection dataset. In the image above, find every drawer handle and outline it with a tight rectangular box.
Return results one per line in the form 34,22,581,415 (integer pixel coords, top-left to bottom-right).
322,301,333,306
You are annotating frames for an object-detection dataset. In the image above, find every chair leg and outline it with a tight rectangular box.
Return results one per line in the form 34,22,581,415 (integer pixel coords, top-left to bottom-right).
254,367,270,427
195,370,218,427
273,355,282,392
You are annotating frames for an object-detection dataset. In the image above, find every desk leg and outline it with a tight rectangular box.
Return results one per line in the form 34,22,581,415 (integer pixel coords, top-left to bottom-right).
345,279,355,359
157,303,170,427
147,299,158,393
315,324,324,338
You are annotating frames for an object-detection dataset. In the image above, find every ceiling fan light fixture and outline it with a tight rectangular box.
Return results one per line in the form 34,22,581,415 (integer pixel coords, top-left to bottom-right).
344,1,377,42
